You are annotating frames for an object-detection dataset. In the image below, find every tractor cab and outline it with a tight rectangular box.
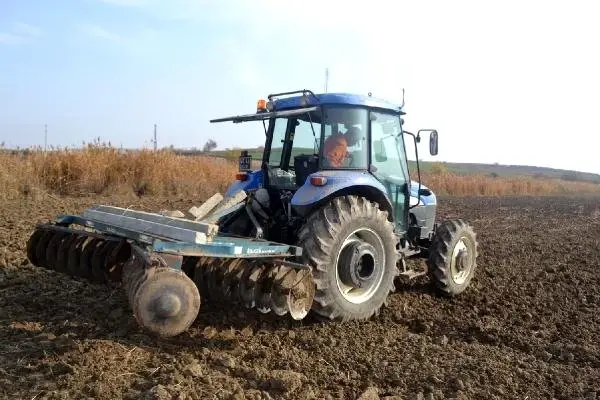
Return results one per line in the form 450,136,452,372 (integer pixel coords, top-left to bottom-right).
210,90,438,242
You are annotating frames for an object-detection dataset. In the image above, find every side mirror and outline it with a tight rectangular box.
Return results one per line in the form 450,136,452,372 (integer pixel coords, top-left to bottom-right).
417,129,438,156
429,130,438,156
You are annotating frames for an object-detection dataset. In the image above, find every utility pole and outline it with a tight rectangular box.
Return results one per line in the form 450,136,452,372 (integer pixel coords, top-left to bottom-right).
44,124,47,152
153,124,157,151
324,68,329,93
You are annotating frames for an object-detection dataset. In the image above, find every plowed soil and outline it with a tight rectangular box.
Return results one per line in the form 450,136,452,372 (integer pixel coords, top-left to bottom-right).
1,195,599,400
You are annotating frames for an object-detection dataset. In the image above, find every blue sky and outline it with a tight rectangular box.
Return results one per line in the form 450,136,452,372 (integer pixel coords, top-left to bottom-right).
1,0,598,174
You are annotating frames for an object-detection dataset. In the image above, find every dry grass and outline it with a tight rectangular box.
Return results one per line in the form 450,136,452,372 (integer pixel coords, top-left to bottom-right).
0,144,237,201
419,171,600,196
1,145,599,200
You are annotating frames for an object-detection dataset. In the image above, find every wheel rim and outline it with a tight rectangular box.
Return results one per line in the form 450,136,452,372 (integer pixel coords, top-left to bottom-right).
450,237,473,285
335,227,386,304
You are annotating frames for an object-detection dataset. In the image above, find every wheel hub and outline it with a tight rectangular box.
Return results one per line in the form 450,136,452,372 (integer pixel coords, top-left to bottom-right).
338,241,378,288
153,292,182,318
450,238,472,285
455,249,467,271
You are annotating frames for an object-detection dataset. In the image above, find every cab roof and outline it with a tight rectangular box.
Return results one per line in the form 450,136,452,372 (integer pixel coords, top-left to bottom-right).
272,92,405,115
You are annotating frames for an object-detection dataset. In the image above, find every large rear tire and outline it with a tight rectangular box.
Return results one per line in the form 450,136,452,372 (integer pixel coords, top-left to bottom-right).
427,219,478,296
297,195,399,321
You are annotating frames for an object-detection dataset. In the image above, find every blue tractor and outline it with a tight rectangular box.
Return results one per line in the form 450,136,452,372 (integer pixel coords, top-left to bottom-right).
211,89,479,321
25,89,478,336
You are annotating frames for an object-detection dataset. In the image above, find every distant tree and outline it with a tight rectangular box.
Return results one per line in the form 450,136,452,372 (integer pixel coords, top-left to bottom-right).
203,139,217,152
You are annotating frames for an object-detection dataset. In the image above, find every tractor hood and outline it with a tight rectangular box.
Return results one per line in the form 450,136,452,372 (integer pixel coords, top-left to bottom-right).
409,180,436,207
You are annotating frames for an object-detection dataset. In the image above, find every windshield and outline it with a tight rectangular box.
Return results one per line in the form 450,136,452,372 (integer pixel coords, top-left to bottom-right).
267,106,372,170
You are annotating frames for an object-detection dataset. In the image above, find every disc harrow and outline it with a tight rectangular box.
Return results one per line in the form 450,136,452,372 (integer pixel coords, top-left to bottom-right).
25,218,316,337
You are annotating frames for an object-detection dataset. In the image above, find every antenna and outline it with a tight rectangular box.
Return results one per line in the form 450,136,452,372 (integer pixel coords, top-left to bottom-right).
324,68,329,93
401,88,405,107
44,124,47,152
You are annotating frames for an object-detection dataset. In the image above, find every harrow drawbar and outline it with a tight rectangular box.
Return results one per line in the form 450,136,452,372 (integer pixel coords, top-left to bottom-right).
25,204,315,337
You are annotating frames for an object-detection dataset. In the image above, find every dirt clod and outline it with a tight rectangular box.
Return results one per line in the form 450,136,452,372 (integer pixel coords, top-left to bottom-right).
269,370,306,393
183,361,203,378
358,386,380,400
144,385,170,400
214,354,236,369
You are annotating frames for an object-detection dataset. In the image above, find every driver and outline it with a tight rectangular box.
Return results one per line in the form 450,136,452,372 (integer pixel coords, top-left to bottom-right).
323,125,362,167
323,133,347,167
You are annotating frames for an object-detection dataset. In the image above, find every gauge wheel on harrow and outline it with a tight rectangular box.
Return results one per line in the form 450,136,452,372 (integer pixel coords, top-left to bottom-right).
426,219,478,296
297,195,399,321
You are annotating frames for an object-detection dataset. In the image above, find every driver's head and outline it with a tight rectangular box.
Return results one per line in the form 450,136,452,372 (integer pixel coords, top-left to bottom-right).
323,134,347,167
344,125,362,147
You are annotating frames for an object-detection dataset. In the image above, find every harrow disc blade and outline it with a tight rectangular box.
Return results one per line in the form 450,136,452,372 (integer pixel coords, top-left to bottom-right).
91,240,113,284
287,269,315,320
67,235,87,277
26,228,46,267
220,259,245,300
238,262,262,309
57,233,78,275
45,231,68,271
105,240,131,283
193,257,210,298
270,267,294,316
255,267,276,314
206,260,226,303
80,237,103,281
34,229,54,269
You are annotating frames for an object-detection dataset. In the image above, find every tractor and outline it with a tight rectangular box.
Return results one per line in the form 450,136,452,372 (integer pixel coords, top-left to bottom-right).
25,89,478,337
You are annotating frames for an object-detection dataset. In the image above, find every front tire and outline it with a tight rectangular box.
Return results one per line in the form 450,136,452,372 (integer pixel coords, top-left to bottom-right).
427,219,478,296
297,195,399,321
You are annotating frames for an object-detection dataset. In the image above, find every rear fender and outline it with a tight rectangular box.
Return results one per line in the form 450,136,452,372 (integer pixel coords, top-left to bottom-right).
291,171,394,221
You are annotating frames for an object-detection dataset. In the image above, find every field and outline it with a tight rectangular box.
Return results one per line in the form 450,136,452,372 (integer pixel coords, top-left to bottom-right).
1,194,599,399
1,149,600,399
